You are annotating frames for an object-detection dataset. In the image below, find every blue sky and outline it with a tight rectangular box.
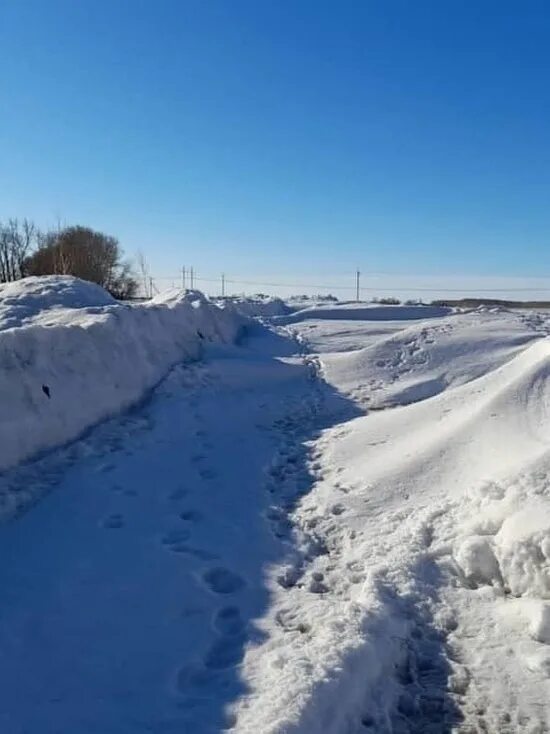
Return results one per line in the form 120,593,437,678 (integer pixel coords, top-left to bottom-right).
2,1,550,295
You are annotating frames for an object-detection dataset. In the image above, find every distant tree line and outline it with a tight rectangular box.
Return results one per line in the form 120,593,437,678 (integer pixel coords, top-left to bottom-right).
0,219,138,299
432,298,550,309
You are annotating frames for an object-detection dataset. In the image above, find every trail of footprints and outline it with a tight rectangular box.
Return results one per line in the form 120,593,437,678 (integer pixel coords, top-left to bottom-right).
96,352,360,719
164,401,248,703
174,566,248,695
95,387,249,701
262,355,342,599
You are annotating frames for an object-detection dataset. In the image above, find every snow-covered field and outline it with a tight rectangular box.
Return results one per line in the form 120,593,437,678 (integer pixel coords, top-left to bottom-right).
1,284,550,733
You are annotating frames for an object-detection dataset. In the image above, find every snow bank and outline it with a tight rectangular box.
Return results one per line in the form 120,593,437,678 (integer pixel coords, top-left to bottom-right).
215,295,290,318
0,277,246,473
0,275,116,330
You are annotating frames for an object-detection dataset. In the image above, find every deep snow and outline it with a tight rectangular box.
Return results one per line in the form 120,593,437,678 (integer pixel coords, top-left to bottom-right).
0,277,245,486
1,293,550,733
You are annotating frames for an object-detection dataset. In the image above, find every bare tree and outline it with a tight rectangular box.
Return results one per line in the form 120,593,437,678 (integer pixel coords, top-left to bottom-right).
0,218,39,282
26,225,138,298
136,251,151,298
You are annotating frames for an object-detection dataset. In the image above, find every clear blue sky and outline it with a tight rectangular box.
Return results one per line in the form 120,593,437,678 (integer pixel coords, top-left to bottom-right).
2,0,550,288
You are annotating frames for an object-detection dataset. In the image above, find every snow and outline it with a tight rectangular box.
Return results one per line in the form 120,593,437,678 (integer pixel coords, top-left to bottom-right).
0,275,116,330
275,301,452,325
495,504,550,598
233,304,550,732
0,277,245,484
215,295,290,318
2,293,550,732
454,535,502,588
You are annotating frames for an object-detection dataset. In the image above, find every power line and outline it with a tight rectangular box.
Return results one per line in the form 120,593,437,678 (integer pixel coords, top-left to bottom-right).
149,272,550,294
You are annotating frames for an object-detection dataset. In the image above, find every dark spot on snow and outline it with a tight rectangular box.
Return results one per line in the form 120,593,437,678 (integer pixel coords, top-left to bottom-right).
42,384,51,399
101,513,124,529
161,528,191,545
180,509,203,522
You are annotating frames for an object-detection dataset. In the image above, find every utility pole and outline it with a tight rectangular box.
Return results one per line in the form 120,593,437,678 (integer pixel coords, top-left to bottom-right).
355,268,361,302
221,273,225,297
182,266,186,291
149,276,154,299
190,267,194,290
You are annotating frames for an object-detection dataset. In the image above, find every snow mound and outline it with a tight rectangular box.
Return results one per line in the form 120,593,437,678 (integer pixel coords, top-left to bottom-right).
494,504,550,598
276,302,452,324
454,535,501,587
0,275,116,330
526,601,550,644
0,277,246,475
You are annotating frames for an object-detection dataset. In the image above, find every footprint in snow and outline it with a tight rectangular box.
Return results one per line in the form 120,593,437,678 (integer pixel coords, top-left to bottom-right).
102,513,124,529
275,610,311,634
204,634,245,670
96,462,115,474
179,509,203,522
213,606,245,636
168,487,188,501
161,528,191,546
308,572,329,594
199,468,217,480
176,546,219,561
202,567,245,595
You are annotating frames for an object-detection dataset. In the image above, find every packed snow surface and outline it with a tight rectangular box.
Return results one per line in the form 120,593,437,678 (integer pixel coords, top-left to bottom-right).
1,297,550,732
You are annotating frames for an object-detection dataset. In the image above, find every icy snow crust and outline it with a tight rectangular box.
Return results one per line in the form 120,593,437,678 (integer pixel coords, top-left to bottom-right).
2,297,550,732
0,276,245,478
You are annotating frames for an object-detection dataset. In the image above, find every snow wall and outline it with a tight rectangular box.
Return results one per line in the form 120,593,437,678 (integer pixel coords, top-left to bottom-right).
0,277,247,473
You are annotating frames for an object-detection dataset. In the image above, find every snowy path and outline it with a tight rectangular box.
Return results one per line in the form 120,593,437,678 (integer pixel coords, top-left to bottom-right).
3,308,550,733
0,325,357,734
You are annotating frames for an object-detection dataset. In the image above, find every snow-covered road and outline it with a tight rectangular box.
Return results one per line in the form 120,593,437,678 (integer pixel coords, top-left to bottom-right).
2,304,550,733
0,325,338,733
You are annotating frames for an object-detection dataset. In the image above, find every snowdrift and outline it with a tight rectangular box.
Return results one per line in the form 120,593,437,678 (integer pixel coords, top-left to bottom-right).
235,310,550,731
275,302,452,324
315,310,540,409
0,277,246,472
215,295,290,318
